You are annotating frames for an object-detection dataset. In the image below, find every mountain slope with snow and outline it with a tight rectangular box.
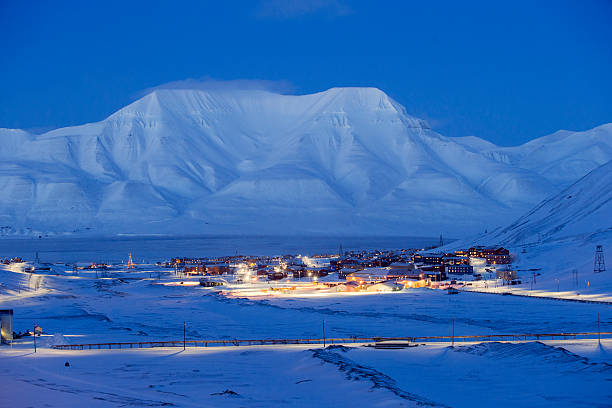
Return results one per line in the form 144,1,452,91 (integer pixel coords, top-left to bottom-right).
487,159,612,245
470,124,612,186
0,87,609,236
456,160,612,294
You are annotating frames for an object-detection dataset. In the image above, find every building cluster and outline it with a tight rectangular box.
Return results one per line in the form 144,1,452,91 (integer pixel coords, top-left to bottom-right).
167,245,513,290
172,255,308,281
1,257,24,265
335,246,511,283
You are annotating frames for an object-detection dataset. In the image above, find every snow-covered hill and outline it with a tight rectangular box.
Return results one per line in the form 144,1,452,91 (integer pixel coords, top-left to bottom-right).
460,160,612,294
0,87,609,236
491,160,612,245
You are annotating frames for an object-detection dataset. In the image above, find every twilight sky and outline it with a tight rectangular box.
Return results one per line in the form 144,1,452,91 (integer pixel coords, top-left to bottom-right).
1,0,611,145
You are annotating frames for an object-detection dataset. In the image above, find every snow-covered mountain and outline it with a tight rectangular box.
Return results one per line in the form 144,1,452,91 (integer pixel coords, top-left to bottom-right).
457,124,612,186
0,87,610,236
457,159,612,293
485,159,612,246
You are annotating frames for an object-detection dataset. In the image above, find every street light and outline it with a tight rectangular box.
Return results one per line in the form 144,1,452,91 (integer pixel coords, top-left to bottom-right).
33,325,43,352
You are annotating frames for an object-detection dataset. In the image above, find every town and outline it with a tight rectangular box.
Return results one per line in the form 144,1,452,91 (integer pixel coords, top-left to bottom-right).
164,245,517,296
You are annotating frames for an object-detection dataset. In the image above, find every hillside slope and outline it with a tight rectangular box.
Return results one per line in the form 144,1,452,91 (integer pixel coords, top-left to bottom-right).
489,160,612,245
458,160,612,294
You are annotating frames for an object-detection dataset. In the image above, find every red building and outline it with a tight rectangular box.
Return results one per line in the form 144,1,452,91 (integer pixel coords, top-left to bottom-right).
468,247,511,264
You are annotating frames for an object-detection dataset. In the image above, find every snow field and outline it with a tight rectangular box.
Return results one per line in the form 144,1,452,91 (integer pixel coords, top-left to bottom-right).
1,340,610,408
1,261,611,407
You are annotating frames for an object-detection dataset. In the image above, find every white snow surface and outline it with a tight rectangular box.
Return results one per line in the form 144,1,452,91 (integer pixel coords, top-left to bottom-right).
1,264,611,407
1,87,611,236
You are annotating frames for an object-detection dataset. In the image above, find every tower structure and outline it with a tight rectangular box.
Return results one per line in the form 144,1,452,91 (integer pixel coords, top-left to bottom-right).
594,245,605,273
127,252,135,269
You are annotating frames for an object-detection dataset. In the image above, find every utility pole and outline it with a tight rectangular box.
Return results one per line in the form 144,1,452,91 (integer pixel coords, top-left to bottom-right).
451,317,455,347
594,245,606,273
572,269,578,287
598,313,601,346
322,320,326,348
183,321,186,351
33,327,37,353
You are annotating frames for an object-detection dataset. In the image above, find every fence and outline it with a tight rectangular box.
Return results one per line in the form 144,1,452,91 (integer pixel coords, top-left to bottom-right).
52,331,612,351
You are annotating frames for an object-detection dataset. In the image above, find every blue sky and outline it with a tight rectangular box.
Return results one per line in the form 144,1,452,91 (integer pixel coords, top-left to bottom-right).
1,0,611,145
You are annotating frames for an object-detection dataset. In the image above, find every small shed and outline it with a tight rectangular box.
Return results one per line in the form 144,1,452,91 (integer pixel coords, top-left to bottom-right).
0,309,13,344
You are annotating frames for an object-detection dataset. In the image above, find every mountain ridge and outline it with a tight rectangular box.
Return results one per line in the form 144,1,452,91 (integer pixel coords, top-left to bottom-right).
0,87,610,237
